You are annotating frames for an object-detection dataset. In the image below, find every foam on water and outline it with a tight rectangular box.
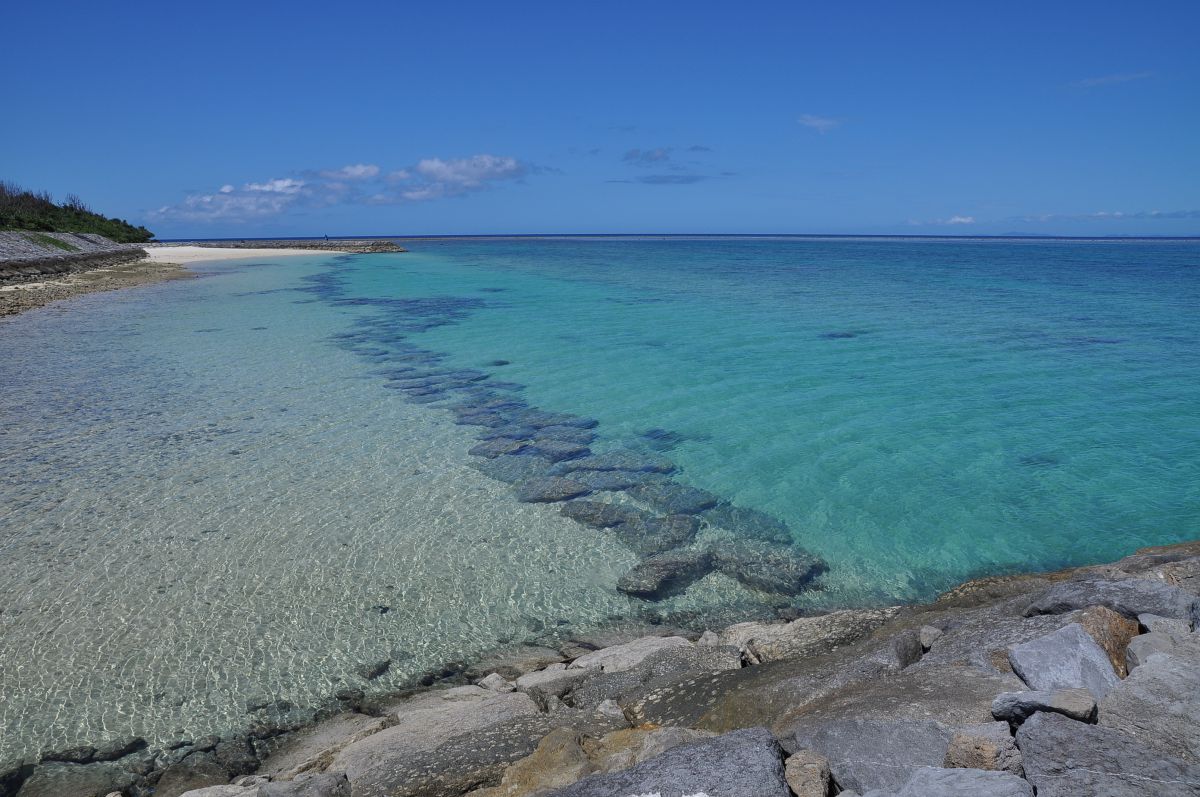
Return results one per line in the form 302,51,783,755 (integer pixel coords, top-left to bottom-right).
1,238,1197,760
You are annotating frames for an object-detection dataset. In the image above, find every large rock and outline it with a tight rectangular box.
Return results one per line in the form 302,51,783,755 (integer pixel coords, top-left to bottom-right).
1016,711,1200,796
466,726,717,797
330,688,540,796
710,608,900,664
570,643,742,716
257,713,390,780
615,550,713,599
259,775,351,796
1124,629,1200,670
1023,577,1200,626
1077,604,1140,677
783,750,830,797
609,514,699,557
911,598,1082,675
568,636,691,673
154,752,232,797
464,646,566,681
14,761,137,797
550,451,675,475
782,664,1025,793
1099,650,1200,762
708,539,827,595
1007,623,1120,700
702,504,793,544
943,722,1023,776
544,727,790,797
990,688,1096,726
864,766,1032,797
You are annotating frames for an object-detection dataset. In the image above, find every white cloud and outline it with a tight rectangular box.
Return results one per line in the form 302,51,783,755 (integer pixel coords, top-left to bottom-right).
798,114,840,134
318,163,381,180
1074,71,1153,88
1012,209,1200,223
946,215,975,225
151,154,531,222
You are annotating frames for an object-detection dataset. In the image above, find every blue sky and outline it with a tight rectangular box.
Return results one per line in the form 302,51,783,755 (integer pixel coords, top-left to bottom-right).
4,1,1198,237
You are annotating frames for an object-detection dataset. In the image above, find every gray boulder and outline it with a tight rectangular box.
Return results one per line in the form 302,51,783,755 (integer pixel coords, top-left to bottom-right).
464,646,565,681
1007,623,1120,700
258,773,351,796
568,636,691,673
863,766,1032,797
991,688,1096,725
1016,710,1200,796
710,608,901,664
943,721,1023,776
1138,613,1193,635
783,664,1025,793
1023,577,1200,625
1100,650,1200,762
1125,630,1200,671
544,727,790,797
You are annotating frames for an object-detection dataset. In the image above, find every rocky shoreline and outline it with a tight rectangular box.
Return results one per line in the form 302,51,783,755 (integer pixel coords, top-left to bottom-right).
156,239,406,254
4,539,1197,797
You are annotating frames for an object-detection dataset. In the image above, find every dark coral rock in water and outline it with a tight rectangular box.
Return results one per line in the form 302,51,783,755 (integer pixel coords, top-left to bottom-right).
638,427,687,451
709,539,827,595
627,481,720,515
612,514,701,557
532,425,597,445
520,439,591,463
569,469,658,491
468,438,529,459
703,504,794,545
514,477,592,503
470,454,554,485
1019,452,1062,468
819,330,864,339
617,550,715,600
560,500,648,529
551,450,676,475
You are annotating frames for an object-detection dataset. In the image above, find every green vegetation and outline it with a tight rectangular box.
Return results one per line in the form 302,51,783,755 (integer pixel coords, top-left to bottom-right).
22,231,79,251
0,181,153,243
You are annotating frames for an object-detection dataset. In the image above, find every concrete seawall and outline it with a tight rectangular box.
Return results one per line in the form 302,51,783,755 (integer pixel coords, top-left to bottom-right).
0,232,147,284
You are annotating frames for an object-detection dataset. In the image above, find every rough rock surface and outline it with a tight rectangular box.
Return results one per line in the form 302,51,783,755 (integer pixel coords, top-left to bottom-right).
464,647,566,681
1016,711,1200,796
1023,577,1200,625
708,539,827,595
256,713,389,780
1099,648,1200,762
1077,604,1140,676
568,636,692,673
990,688,1097,725
711,608,901,664
863,766,1033,797
783,750,830,797
1007,623,1120,700
782,664,1024,793
544,728,790,797
943,721,1023,775
13,760,137,797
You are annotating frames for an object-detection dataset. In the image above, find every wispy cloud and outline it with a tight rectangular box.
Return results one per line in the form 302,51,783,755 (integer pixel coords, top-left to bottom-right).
151,155,532,222
798,114,840,134
909,215,976,226
607,174,709,185
1073,71,1153,88
1011,208,1200,222
315,163,380,180
623,147,672,165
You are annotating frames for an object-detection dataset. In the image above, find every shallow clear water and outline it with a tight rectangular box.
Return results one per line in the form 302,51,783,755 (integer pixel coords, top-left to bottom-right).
1,238,1197,760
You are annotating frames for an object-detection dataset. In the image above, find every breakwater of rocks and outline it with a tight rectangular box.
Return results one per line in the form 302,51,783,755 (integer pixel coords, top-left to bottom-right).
3,540,1196,797
156,239,407,253
0,232,147,284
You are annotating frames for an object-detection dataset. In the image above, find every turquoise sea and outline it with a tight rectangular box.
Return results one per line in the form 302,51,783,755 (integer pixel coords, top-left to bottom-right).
1,236,1197,759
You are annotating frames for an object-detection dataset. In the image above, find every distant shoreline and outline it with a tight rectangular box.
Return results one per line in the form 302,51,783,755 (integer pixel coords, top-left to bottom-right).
159,233,1200,242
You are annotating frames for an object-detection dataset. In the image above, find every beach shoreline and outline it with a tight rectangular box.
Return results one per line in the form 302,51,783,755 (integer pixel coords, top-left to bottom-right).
0,246,346,318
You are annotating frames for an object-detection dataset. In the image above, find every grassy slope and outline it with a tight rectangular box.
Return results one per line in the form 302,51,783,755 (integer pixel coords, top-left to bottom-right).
0,181,154,243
